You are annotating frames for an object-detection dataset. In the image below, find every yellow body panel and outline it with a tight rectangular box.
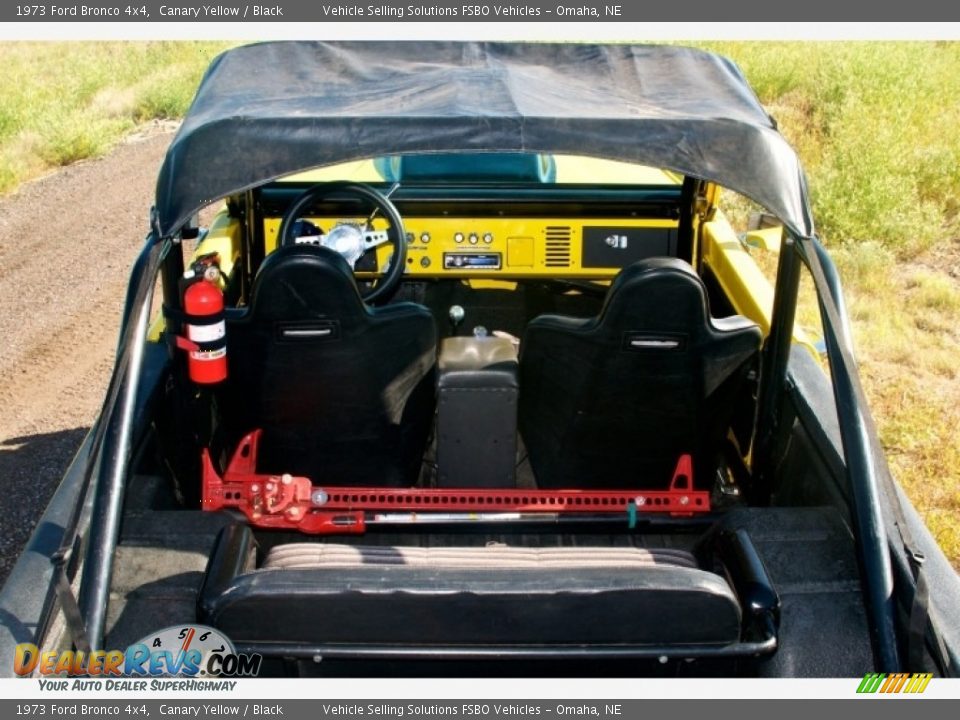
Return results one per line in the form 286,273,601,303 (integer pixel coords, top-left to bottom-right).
701,218,775,335
553,156,680,185
146,212,242,341
282,155,678,186
743,226,783,253
195,213,243,279
701,215,819,356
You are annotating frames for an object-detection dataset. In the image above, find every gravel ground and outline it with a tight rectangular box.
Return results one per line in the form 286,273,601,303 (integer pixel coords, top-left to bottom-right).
0,129,174,588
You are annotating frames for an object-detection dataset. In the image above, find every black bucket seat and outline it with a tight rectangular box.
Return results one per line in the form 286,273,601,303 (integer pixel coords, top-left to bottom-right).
222,244,436,486
518,257,761,490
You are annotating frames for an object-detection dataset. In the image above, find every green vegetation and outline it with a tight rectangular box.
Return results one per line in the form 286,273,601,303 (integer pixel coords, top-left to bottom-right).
704,42,960,567
0,42,232,193
0,41,956,566
704,42,960,255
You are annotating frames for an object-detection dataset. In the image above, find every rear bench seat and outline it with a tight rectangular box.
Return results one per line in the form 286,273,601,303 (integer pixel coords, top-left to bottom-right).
197,525,775,653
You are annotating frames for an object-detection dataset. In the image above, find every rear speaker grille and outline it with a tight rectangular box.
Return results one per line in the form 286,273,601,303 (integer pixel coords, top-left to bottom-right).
544,226,572,267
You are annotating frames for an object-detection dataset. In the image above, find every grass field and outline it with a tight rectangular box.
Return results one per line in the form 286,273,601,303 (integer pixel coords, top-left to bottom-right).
0,42,233,193
0,41,957,567
703,42,960,568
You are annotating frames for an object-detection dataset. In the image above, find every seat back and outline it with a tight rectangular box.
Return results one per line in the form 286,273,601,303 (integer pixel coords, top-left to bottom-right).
221,245,436,486
518,258,760,490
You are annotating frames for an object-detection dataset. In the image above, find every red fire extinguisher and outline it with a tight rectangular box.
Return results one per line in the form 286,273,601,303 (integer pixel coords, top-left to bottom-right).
178,265,227,384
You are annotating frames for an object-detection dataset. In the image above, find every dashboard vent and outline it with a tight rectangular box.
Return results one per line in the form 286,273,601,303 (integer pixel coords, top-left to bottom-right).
544,226,572,267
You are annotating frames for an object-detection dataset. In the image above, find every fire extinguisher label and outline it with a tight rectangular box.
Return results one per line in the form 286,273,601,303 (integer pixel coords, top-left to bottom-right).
190,348,226,361
187,321,226,343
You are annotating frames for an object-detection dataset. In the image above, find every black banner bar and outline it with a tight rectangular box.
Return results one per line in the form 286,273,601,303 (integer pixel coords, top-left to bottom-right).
0,700,957,720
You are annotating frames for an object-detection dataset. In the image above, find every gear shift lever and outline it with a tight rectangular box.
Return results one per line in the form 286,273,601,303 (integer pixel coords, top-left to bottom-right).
448,304,465,334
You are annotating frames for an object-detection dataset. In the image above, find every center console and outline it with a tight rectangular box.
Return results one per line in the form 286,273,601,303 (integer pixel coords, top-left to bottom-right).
436,336,519,488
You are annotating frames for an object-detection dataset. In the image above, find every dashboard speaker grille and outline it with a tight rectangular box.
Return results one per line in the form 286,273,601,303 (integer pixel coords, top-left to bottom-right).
545,226,572,267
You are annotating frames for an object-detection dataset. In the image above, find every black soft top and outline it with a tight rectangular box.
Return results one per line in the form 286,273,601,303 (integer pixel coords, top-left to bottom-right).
154,41,813,238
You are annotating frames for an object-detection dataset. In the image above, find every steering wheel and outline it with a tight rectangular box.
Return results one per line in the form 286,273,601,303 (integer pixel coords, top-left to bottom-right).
277,181,407,303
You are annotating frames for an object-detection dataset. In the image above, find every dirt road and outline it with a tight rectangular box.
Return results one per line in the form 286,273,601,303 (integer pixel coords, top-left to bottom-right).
0,129,174,587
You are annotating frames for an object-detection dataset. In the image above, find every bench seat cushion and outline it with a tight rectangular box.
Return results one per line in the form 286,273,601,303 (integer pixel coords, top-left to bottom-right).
199,527,742,648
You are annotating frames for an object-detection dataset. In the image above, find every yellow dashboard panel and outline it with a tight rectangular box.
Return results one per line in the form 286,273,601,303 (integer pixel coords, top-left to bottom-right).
263,216,679,280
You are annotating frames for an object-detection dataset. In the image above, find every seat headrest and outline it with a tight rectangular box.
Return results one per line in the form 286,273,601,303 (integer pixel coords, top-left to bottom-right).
251,244,367,322
599,257,710,332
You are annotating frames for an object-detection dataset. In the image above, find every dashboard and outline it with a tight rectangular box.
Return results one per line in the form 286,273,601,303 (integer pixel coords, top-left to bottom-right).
263,216,680,279
256,184,685,280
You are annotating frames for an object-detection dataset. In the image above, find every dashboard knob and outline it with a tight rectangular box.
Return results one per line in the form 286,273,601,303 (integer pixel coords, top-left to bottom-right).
454,232,465,243
483,233,493,244
420,232,431,243
468,233,479,244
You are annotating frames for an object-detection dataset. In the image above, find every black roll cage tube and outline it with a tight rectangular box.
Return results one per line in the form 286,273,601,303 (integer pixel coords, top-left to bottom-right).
795,234,901,671
74,230,169,652
753,229,902,671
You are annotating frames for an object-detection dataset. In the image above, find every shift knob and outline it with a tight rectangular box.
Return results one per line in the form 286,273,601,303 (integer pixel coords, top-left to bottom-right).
448,305,465,330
